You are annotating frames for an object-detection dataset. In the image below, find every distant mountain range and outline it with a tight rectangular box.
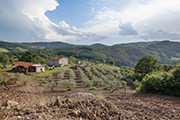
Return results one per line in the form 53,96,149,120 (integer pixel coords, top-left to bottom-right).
0,40,159,51
1,40,180,67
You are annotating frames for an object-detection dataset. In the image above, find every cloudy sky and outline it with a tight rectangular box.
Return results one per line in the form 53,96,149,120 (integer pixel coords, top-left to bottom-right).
0,0,180,45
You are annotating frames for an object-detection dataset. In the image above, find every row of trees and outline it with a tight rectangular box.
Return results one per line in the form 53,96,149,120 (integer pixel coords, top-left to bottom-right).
77,66,128,92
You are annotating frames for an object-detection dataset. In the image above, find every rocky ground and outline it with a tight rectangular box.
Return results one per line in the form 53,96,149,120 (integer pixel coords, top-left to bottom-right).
1,70,180,120
1,87,180,120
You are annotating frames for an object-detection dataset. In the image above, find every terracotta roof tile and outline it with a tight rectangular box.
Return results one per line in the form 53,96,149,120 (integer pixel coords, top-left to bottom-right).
12,61,36,67
49,57,63,60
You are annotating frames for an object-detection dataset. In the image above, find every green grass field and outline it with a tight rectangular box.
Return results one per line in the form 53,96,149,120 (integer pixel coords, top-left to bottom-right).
25,66,71,78
0,48,9,53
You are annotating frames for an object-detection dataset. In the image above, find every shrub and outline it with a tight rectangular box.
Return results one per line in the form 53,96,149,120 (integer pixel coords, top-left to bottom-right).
61,79,76,89
136,87,141,92
40,80,48,84
103,87,108,90
89,87,97,90
108,80,122,92
121,81,127,87
82,78,92,87
48,80,58,92
102,76,109,84
69,70,76,79
8,73,27,85
67,88,72,91
96,79,105,87
92,75,99,86
57,72,64,80
47,74,52,81
133,80,141,88
124,78,133,85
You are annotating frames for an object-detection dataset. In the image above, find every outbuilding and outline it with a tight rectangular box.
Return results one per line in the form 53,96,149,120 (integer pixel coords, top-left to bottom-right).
12,61,45,74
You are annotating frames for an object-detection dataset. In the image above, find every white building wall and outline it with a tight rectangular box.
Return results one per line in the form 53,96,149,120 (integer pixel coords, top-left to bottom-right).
59,58,68,66
48,58,68,67
36,66,45,72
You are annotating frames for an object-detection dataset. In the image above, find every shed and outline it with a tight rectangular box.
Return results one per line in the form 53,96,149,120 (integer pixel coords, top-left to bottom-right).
12,61,45,74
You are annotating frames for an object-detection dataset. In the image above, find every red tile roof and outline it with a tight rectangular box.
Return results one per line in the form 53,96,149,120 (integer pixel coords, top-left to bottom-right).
49,57,63,60
12,61,36,67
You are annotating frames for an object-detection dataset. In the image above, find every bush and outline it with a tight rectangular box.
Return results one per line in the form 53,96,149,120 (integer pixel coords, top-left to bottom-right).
96,79,105,87
57,72,64,80
125,78,133,85
102,76,109,84
8,73,27,85
48,80,59,91
133,80,141,88
61,79,76,89
136,87,141,92
89,87,97,90
103,87,108,90
82,78,92,87
69,70,76,79
108,80,122,91
47,74,52,81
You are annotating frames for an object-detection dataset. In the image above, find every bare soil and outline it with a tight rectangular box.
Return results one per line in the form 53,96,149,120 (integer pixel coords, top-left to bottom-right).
0,70,180,120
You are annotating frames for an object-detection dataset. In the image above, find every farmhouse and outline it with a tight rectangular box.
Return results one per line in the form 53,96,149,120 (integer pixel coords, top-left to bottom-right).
48,57,68,67
12,61,45,74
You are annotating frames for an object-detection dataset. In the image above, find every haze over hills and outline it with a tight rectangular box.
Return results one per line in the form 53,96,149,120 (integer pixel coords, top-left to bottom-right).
1,40,180,67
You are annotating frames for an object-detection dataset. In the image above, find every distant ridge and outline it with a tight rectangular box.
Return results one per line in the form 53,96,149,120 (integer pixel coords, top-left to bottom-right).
113,41,159,47
90,43,107,47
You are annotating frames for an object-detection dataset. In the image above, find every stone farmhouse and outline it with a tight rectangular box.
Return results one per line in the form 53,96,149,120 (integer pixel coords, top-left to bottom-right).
48,57,68,67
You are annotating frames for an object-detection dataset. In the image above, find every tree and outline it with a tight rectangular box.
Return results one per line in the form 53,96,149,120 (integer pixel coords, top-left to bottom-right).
0,54,9,66
108,60,115,66
0,71,9,89
19,50,45,64
8,73,27,85
61,79,76,90
135,55,158,80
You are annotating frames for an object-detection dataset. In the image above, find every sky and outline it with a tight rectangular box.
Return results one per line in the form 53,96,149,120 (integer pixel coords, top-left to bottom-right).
0,0,180,45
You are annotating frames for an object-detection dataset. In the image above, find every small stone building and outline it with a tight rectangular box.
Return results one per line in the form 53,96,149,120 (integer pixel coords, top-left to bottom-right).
12,61,45,74
48,57,68,67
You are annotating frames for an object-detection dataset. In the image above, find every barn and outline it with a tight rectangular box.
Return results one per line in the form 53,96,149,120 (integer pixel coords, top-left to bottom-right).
12,61,45,74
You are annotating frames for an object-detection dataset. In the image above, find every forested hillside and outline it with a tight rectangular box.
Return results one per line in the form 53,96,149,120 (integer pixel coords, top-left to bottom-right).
1,40,180,67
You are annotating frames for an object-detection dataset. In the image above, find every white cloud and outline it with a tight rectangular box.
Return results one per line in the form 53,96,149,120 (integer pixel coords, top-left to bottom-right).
85,0,180,41
119,22,138,36
0,0,106,42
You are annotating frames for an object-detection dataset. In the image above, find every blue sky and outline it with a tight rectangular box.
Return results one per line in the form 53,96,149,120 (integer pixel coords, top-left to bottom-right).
0,0,180,45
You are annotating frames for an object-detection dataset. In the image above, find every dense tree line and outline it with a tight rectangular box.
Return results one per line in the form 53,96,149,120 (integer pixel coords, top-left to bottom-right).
135,55,180,97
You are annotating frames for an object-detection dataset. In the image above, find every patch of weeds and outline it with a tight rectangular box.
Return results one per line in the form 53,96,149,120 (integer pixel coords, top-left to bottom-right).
119,90,123,92
30,84,33,86
38,84,44,87
67,88,72,91
110,90,114,93
40,80,48,84
103,87,108,90
89,87,97,90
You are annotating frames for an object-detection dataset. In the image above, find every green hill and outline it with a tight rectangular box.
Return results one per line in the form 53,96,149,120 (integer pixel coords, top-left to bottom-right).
2,40,180,67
